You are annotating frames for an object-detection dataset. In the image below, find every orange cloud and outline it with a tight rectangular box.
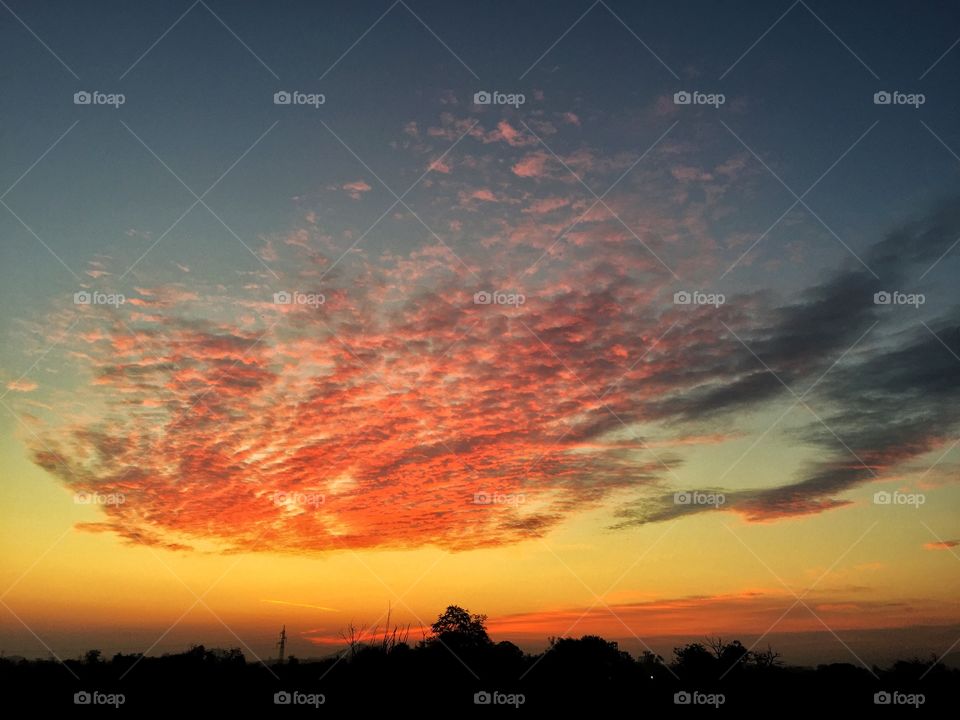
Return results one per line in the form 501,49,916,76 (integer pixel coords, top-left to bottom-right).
299,590,960,648
5,379,38,392
923,540,959,550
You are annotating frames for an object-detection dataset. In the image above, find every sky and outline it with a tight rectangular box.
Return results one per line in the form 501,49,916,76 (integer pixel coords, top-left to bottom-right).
1,0,959,668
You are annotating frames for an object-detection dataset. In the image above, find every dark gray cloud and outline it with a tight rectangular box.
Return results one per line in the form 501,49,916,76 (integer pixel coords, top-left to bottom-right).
617,199,960,526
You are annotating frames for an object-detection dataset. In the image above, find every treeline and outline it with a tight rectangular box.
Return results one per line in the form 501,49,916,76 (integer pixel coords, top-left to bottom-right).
0,606,953,711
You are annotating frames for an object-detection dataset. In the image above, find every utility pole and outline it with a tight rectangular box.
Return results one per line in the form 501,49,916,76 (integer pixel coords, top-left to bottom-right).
277,625,287,664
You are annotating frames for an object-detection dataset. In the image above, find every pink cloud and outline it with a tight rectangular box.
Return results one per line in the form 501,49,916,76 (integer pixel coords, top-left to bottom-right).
523,196,571,215
470,188,498,202
429,157,452,174
487,120,534,148
512,152,550,178
342,180,372,200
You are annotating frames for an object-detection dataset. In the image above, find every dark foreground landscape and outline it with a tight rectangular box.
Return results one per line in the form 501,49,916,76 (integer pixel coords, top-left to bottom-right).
2,607,952,712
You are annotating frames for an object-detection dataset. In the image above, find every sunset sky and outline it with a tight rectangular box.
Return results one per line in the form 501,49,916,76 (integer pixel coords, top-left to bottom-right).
1,0,959,668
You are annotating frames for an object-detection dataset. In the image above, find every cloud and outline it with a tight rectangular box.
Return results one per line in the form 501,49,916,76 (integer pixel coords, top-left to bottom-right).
523,196,571,215
13,106,960,553
483,591,955,639
671,165,713,182
24,261,691,552
341,180,372,199
924,540,959,550
512,152,551,178
468,188,498,203
618,199,960,526
429,156,452,174
298,589,959,648
488,120,531,147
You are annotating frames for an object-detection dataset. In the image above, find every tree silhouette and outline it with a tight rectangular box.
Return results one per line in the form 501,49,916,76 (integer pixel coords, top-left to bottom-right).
429,605,491,649
673,641,716,681
751,644,783,668
708,637,749,672
539,635,636,688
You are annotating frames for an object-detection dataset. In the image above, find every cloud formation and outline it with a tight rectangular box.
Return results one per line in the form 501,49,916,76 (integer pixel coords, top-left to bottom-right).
14,113,960,553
